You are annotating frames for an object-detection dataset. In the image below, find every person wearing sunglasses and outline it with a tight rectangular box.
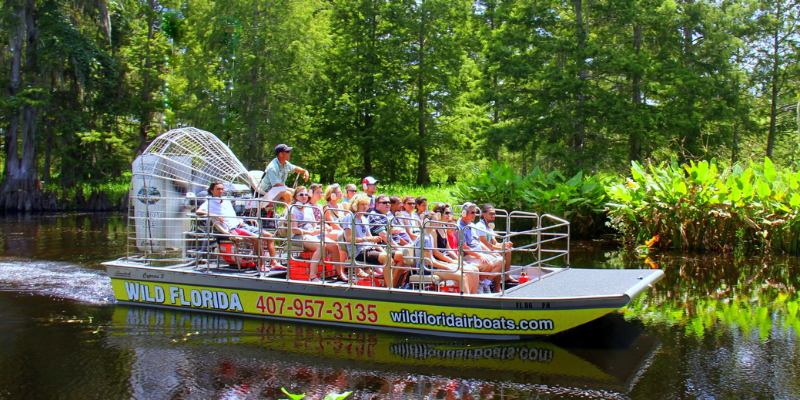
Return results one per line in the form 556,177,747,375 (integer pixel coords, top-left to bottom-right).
416,212,479,294
456,202,504,292
290,186,341,282
342,184,358,204
396,196,419,241
196,181,282,271
368,195,411,245
476,203,514,276
342,194,404,286
432,203,458,250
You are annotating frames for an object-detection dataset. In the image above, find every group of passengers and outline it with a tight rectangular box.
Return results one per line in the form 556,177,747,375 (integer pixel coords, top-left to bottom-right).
198,143,515,293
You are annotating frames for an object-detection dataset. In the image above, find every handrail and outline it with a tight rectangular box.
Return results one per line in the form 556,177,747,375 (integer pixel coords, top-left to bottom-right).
127,190,572,294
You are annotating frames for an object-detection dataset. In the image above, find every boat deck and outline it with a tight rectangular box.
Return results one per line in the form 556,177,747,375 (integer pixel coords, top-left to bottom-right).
111,257,662,304
505,268,663,300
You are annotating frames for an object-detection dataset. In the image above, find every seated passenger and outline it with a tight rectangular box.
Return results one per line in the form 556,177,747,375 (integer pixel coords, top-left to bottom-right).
342,194,405,287
289,187,341,282
342,183,358,204
414,196,428,226
324,183,349,280
396,196,419,241
362,176,378,210
417,212,479,294
196,181,281,270
308,183,324,221
389,196,402,214
456,202,504,292
433,203,458,249
475,203,514,274
368,195,412,245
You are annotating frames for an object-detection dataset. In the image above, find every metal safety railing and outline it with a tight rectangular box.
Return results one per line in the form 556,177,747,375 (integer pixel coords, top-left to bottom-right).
125,193,571,294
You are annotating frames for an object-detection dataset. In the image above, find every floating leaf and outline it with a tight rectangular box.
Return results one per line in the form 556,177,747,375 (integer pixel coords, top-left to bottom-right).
323,392,353,400
281,388,306,400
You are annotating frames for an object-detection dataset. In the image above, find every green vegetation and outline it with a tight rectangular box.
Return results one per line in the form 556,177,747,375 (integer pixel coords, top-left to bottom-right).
280,387,352,400
378,183,456,205
42,178,130,211
1,0,798,212
454,163,610,236
607,159,800,254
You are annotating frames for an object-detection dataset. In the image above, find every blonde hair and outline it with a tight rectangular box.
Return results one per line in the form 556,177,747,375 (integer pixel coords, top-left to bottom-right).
349,193,370,213
324,183,341,202
292,186,308,202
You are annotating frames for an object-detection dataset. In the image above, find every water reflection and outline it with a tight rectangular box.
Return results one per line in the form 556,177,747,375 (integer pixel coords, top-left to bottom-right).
108,306,659,398
0,212,126,265
1,214,799,398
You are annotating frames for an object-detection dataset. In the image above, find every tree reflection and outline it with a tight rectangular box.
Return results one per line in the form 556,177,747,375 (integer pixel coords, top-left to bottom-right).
620,251,800,339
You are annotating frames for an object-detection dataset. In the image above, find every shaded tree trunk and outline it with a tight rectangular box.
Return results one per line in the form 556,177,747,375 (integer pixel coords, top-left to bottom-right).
415,6,430,185
1,0,41,211
765,1,781,158
572,0,587,171
680,0,699,161
628,23,643,162
137,0,158,155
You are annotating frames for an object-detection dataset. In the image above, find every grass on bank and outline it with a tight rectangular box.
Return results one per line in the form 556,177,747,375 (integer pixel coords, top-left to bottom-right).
44,178,130,208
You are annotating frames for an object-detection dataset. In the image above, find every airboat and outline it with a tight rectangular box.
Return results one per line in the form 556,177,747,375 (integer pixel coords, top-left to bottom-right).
103,127,663,340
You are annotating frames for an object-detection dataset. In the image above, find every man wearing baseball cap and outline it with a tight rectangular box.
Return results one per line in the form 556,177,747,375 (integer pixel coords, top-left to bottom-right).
260,144,310,201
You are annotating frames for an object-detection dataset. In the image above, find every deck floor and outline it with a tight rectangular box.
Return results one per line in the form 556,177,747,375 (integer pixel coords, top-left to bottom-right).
505,268,663,299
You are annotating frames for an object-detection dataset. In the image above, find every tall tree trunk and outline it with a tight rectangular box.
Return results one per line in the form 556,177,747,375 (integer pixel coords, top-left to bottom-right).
1,0,40,211
360,0,378,176
5,2,24,181
572,0,586,168
765,2,781,158
628,23,643,162
415,5,430,185
137,0,157,155
680,0,698,161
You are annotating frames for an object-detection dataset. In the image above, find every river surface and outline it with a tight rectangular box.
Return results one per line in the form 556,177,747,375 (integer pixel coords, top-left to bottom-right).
0,213,798,399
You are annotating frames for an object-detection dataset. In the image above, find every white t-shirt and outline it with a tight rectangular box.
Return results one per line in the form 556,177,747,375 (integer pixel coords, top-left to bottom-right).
197,197,242,230
474,219,494,241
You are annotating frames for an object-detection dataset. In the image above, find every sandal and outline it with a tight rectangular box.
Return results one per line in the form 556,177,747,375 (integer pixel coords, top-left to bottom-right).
270,262,286,271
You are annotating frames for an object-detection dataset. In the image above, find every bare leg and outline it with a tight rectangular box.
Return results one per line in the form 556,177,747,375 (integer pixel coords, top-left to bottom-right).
304,242,321,280
259,231,281,268
462,264,480,294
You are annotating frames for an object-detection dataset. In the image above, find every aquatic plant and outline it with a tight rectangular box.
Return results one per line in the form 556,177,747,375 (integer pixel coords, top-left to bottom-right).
607,158,800,254
280,387,353,400
454,162,610,236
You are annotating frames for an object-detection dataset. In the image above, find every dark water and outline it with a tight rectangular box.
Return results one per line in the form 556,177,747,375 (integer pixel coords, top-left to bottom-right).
0,213,798,399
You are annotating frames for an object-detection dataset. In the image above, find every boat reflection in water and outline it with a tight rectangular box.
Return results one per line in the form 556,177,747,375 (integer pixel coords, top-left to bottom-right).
109,306,659,398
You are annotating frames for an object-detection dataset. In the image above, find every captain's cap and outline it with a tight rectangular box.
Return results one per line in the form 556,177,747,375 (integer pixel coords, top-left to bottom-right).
274,144,293,154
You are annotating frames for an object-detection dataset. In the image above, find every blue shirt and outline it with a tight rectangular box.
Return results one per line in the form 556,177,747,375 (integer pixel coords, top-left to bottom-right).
342,214,371,256
262,158,296,192
457,219,480,250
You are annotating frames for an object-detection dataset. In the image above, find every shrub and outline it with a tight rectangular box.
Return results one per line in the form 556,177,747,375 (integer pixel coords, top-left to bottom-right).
454,162,611,237
607,158,800,254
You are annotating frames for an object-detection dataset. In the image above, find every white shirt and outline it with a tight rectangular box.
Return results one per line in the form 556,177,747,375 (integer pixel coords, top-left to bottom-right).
197,197,242,230
474,219,494,241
